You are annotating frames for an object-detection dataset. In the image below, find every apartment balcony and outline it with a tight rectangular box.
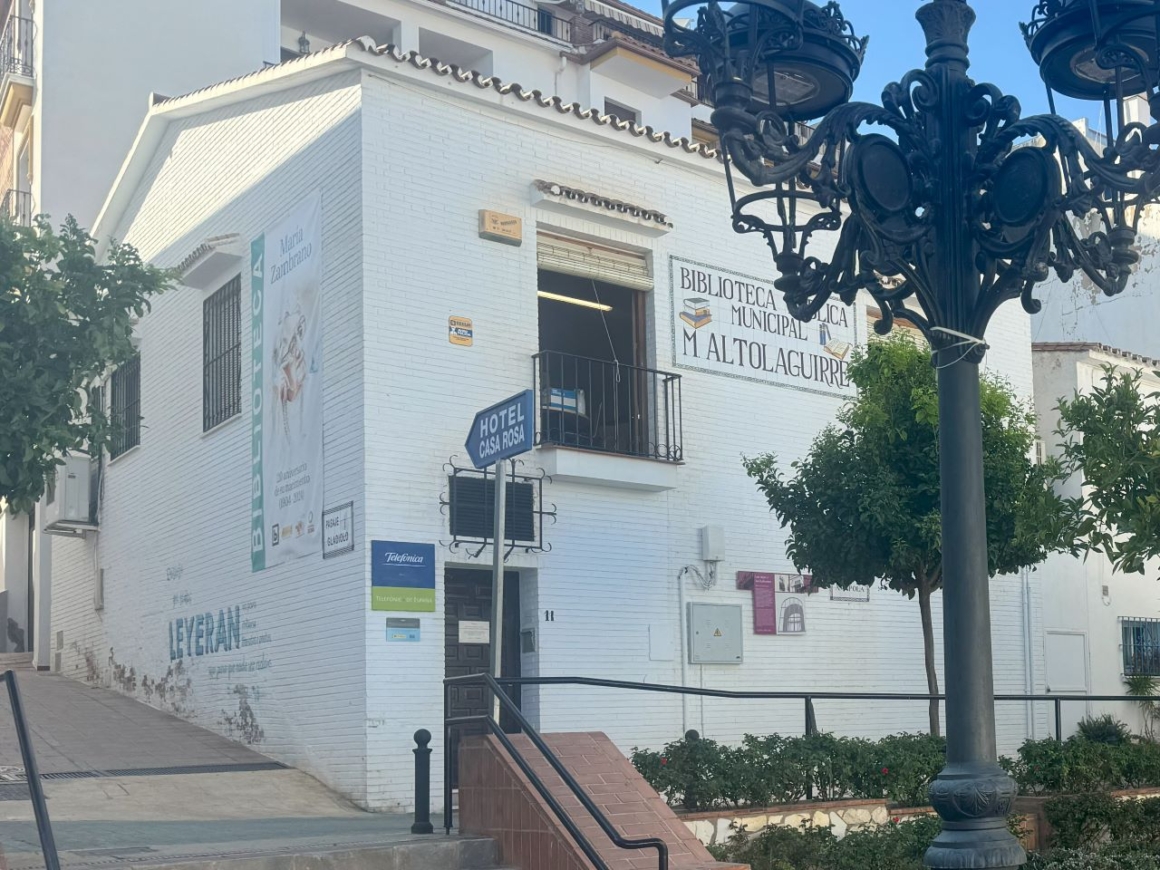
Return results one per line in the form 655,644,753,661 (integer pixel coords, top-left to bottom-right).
534,349,682,458
2,188,30,225
446,0,571,42
0,14,33,129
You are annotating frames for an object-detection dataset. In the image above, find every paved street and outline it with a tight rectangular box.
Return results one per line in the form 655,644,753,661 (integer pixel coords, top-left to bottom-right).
0,672,432,869
0,672,267,775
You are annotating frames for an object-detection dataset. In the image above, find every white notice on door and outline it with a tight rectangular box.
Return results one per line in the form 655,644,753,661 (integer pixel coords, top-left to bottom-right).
459,621,490,644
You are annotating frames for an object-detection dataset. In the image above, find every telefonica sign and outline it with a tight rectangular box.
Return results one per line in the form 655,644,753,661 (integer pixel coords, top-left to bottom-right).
465,390,535,469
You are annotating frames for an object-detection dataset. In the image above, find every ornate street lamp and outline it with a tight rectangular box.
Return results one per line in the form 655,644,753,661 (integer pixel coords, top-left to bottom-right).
662,1,1160,867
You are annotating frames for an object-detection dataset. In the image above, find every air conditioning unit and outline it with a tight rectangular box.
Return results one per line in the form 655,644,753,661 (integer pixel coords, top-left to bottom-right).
42,455,97,535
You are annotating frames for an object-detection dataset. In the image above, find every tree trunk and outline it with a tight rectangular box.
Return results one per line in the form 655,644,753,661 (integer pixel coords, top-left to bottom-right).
918,578,941,738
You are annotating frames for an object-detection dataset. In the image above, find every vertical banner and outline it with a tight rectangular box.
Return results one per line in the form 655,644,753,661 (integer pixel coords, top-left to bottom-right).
251,192,324,571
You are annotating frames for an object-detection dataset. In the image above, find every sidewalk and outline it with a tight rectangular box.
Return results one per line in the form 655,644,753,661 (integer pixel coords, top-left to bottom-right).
0,673,452,869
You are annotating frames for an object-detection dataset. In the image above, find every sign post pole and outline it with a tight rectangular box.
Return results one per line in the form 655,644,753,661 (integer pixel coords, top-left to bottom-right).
489,459,507,723
465,390,535,729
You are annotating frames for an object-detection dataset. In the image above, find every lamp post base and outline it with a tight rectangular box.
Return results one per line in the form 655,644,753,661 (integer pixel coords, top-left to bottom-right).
925,763,1024,869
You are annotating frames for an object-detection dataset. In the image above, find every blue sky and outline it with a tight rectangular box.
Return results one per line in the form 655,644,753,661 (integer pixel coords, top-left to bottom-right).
642,0,1105,132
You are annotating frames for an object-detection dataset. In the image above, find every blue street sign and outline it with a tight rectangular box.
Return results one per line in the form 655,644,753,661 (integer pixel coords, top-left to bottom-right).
465,390,536,469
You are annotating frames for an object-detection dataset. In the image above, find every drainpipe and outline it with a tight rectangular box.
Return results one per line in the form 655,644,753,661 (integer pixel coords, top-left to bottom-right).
1022,567,1035,739
677,568,688,734
25,506,34,653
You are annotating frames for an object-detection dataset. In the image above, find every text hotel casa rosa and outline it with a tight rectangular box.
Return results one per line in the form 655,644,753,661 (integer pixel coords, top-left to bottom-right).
473,400,529,464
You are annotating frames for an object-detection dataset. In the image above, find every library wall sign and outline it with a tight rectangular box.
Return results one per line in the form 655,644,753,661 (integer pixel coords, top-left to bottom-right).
669,256,857,398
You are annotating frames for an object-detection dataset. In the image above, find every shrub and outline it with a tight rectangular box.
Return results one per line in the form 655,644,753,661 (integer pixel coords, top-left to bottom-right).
633,730,948,810
1077,715,1133,746
1045,793,1160,850
709,815,942,870
1007,735,1160,794
1027,848,1160,870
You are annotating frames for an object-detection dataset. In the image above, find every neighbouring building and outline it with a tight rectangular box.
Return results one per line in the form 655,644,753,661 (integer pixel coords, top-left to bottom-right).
1033,342,1160,736
46,1,1051,811
0,0,279,666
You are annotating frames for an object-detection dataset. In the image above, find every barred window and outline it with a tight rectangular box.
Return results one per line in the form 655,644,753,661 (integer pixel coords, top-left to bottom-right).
448,475,535,542
110,355,141,458
203,276,242,431
1123,618,1160,677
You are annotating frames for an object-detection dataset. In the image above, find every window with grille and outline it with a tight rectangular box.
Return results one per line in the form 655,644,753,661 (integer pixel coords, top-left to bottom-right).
1122,617,1160,676
448,475,535,542
203,276,242,431
110,355,141,458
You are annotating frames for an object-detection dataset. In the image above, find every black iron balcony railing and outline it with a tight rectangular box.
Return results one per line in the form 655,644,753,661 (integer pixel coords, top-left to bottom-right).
446,0,570,42
1,15,33,80
2,188,30,226
533,351,683,463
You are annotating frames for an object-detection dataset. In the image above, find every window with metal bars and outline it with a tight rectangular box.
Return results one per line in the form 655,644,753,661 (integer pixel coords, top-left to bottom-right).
1122,617,1160,676
448,475,535,542
110,355,141,459
203,276,242,431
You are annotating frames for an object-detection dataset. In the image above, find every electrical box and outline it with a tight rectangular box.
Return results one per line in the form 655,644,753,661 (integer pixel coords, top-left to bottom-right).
42,455,97,534
687,603,743,664
700,525,725,562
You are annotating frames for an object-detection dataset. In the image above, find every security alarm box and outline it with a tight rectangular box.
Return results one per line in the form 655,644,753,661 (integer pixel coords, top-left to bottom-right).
688,603,743,664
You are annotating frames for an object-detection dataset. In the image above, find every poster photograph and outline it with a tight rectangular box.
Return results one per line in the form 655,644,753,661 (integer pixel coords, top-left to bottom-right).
251,192,324,571
670,256,858,398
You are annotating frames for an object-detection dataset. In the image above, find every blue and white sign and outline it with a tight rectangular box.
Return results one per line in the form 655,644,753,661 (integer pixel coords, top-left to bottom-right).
465,390,535,469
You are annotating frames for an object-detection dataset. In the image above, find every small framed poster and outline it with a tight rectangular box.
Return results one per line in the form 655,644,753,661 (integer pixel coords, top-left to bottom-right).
322,502,355,558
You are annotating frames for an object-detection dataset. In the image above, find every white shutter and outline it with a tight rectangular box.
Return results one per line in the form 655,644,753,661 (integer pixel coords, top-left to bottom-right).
536,232,652,291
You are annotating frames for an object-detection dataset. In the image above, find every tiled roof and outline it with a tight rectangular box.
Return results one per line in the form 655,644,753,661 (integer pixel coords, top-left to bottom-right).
156,38,718,161
1032,342,1160,369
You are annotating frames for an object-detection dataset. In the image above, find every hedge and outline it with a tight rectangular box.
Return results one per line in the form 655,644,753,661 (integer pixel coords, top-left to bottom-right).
633,731,1160,811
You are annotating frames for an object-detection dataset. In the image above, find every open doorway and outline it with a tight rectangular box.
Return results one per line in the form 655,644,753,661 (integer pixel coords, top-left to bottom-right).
444,568,520,788
537,270,663,458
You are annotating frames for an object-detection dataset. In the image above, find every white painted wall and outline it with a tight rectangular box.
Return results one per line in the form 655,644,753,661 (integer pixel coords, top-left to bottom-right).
356,56,1045,809
50,73,369,802
1034,347,1160,735
1031,207,1160,358
33,0,280,230
0,511,30,653
53,49,1049,813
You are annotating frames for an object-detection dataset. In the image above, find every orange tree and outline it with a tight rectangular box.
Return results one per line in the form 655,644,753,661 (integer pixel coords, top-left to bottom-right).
743,336,1072,736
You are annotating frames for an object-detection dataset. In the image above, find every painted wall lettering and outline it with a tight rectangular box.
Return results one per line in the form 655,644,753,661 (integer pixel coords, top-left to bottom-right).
169,606,243,660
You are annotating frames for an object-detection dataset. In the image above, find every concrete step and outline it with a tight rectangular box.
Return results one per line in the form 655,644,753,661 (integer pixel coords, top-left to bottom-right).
0,653,33,671
6,836,504,870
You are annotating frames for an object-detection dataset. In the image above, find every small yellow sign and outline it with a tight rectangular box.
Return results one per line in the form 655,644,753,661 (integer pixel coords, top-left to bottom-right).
449,316,474,347
479,210,522,246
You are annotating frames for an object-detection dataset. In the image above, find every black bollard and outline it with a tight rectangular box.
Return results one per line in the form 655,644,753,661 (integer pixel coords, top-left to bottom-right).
412,729,434,834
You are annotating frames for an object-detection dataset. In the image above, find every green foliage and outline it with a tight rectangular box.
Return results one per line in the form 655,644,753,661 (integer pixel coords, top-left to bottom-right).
1009,736,1160,795
1125,675,1160,741
0,216,171,512
1055,366,1160,575
630,731,946,810
743,336,1071,599
1077,715,1133,746
708,815,944,870
1044,793,1160,851
1027,848,1160,870
743,337,1072,734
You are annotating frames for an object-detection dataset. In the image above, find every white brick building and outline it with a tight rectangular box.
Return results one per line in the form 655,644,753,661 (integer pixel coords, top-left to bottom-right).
43,32,1055,813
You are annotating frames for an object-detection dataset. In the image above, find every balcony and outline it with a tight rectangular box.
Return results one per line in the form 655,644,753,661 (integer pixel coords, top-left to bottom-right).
0,14,33,129
533,351,683,464
446,0,570,42
2,188,30,225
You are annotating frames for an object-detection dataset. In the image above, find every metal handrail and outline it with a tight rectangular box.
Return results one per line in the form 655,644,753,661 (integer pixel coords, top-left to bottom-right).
2,188,31,226
444,672,669,870
490,674,1160,743
4,671,60,870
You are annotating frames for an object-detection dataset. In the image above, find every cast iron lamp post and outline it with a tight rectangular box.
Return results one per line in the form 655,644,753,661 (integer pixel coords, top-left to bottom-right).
662,0,1160,867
